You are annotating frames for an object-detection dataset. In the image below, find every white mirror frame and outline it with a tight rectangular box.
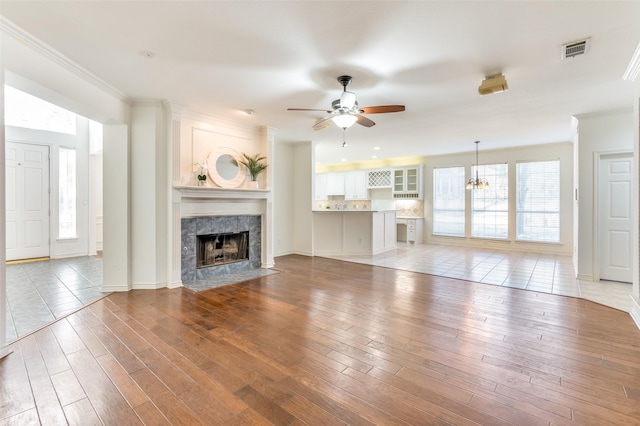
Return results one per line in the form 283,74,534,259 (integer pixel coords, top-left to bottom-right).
206,147,245,188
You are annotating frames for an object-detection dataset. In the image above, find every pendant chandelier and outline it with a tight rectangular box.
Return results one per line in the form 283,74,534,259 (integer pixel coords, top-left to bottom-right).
466,140,489,190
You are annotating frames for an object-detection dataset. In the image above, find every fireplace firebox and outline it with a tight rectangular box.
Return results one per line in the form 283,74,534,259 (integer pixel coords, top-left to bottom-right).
197,231,249,268
181,215,261,283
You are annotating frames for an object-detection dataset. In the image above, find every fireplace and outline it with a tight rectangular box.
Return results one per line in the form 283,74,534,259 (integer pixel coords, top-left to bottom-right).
197,231,249,268
181,215,261,282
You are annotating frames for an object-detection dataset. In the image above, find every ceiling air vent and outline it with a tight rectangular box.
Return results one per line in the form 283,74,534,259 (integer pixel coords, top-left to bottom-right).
562,38,591,59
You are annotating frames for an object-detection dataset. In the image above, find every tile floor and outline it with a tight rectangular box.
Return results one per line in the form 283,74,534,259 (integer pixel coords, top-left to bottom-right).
327,242,634,313
5,256,106,342
4,244,634,344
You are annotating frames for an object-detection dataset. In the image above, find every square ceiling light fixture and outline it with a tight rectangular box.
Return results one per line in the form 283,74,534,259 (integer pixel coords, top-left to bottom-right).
478,74,509,95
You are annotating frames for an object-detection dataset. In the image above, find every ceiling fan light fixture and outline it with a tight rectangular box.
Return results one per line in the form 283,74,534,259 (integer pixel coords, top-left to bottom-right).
478,74,508,95
332,113,357,129
340,91,357,109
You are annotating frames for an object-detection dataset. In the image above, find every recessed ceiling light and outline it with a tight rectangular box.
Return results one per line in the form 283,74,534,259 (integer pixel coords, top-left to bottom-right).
140,50,155,58
373,147,380,150
372,155,377,159
341,158,347,162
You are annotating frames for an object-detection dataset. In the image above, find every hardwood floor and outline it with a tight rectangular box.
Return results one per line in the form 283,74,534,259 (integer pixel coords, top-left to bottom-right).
2,254,640,425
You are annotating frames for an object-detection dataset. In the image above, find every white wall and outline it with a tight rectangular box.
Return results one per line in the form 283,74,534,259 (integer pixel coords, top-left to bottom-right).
424,142,574,255
177,110,262,187
576,109,634,280
274,141,295,256
293,142,313,256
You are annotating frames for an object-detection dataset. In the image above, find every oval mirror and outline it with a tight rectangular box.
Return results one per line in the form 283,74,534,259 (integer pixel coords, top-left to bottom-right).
216,154,238,180
206,148,245,188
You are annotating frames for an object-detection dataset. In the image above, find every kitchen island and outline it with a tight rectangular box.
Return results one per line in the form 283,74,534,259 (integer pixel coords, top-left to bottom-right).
312,210,397,256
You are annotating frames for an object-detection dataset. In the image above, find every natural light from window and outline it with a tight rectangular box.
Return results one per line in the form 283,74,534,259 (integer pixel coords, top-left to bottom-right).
516,160,560,243
472,163,509,239
59,147,77,239
433,166,465,236
4,85,76,135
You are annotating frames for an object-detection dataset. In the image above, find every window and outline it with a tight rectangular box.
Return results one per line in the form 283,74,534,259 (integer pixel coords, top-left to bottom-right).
472,163,508,239
516,160,560,242
4,85,76,135
433,166,465,236
59,147,77,239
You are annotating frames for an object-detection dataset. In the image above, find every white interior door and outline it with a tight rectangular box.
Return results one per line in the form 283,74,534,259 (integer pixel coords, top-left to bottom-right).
598,152,633,283
6,142,50,261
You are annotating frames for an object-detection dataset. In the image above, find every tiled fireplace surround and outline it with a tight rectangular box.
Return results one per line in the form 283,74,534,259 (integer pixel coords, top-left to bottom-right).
181,215,262,282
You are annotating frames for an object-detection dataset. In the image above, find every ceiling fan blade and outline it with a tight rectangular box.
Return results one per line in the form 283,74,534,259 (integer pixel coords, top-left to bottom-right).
355,115,375,128
287,108,333,113
360,105,405,114
312,116,334,130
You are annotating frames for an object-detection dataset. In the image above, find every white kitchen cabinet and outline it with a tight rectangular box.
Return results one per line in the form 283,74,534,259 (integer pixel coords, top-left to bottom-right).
315,173,328,200
326,172,345,196
392,165,423,199
396,217,424,244
344,171,368,200
367,169,392,188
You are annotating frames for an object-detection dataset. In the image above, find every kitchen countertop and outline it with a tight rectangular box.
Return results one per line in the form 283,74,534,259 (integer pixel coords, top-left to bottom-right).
313,209,396,213
396,216,424,219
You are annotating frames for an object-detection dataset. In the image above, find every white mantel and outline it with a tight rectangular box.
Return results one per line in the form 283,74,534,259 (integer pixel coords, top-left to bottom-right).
175,185,270,200
176,185,271,217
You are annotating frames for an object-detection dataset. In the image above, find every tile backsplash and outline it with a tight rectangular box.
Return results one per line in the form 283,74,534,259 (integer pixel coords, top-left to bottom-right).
394,199,424,217
316,198,371,211
314,197,424,216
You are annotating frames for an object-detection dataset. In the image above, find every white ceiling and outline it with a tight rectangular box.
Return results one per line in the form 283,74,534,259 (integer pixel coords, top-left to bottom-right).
1,1,639,165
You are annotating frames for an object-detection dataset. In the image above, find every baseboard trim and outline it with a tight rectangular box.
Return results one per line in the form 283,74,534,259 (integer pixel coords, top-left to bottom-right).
167,280,183,289
131,283,166,290
0,347,13,360
577,274,593,281
630,297,640,330
102,284,130,292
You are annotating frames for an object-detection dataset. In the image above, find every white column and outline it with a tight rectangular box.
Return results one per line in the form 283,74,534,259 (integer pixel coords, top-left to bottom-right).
165,102,185,288
631,90,640,328
102,123,131,292
0,71,12,358
130,102,168,289
262,126,276,268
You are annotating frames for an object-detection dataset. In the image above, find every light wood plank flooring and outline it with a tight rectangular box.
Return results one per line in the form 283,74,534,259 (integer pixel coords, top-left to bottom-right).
2,254,640,425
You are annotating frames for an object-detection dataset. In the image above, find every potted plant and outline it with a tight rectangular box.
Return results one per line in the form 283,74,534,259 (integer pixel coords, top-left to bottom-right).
232,153,268,188
194,161,208,186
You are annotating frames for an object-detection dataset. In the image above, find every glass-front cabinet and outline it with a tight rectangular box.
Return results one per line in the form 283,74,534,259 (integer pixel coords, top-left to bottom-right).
392,166,423,199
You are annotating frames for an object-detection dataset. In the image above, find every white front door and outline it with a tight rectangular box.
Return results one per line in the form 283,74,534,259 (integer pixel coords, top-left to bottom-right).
598,152,633,283
6,142,50,261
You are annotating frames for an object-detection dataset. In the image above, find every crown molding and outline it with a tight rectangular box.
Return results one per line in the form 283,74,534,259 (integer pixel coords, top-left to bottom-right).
0,16,130,104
